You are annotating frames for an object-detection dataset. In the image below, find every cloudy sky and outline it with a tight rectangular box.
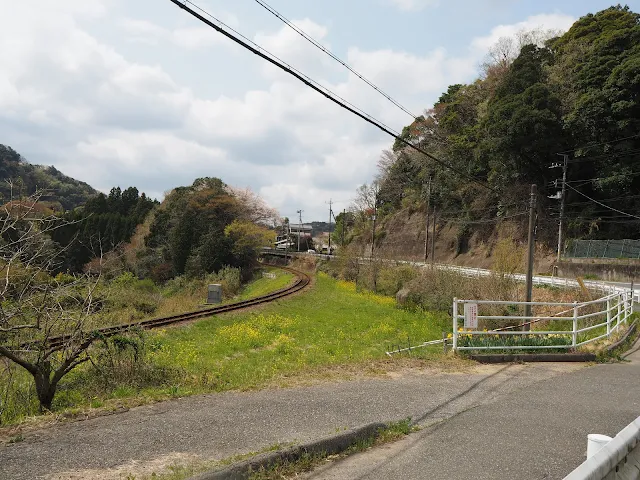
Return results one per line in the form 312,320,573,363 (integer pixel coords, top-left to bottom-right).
0,0,619,221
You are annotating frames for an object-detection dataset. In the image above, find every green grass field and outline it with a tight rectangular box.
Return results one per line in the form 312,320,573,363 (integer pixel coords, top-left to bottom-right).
234,267,294,301
0,272,450,426
144,272,450,392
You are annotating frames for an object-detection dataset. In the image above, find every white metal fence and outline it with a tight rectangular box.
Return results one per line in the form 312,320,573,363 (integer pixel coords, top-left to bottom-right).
452,291,634,352
563,416,640,480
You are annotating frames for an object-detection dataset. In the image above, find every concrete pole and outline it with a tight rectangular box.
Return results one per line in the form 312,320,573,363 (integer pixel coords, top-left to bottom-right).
524,184,537,329
328,199,332,254
297,209,302,252
424,176,431,263
556,154,569,263
430,207,437,268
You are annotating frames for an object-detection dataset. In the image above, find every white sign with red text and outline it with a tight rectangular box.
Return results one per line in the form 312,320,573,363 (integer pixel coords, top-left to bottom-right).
464,303,478,329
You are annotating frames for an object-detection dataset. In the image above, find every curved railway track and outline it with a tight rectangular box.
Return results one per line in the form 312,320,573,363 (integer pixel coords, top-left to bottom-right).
45,265,310,349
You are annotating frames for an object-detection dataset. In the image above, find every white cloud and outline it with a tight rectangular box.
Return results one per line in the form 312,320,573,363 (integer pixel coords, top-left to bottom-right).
118,18,166,45
171,26,225,49
118,18,229,49
254,19,338,81
471,13,575,52
0,1,578,220
386,0,440,12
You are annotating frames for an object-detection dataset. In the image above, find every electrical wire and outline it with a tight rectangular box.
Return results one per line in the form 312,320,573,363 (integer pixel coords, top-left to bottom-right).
568,148,640,164
251,0,419,119
439,212,528,224
180,0,401,136
565,184,640,220
563,171,640,184
561,193,640,208
168,0,494,192
557,133,640,155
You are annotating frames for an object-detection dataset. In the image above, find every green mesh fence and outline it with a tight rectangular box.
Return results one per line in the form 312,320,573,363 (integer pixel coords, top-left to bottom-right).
565,239,640,259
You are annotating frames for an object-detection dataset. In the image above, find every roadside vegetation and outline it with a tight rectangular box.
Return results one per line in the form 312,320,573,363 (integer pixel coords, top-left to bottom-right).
0,266,293,426
0,269,458,427
0,253,600,428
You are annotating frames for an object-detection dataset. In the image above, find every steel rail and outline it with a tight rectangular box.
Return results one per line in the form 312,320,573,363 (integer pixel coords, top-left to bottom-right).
36,265,310,350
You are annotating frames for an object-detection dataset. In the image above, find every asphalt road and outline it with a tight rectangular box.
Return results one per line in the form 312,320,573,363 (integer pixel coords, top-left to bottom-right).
0,362,583,480
303,347,640,480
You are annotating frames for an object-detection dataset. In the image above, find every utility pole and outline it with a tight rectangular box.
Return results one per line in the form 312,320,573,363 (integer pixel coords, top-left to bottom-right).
556,154,569,263
283,219,289,262
524,184,537,329
371,202,377,260
424,175,432,263
296,209,303,252
430,207,437,268
341,209,346,247
327,199,332,254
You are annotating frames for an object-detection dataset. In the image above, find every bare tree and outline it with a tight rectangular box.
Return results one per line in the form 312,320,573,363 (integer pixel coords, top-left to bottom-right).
226,185,280,227
352,181,380,220
0,187,102,411
482,27,563,75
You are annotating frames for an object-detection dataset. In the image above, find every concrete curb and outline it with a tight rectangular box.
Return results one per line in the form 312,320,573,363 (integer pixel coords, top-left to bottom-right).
469,353,597,363
191,421,387,480
606,320,638,353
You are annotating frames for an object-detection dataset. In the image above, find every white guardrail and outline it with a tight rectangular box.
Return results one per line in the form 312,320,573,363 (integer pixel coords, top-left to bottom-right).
452,291,633,352
382,260,637,355
563,416,640,480
437,263,636,352
262,250,637,354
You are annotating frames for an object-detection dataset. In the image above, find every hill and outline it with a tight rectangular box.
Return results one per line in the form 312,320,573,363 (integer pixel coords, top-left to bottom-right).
0,144,97,211
343,6,640,264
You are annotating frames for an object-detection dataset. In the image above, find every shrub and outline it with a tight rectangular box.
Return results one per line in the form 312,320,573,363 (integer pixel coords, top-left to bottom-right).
376,264,418,296
207,266,242,297
69,330,182,395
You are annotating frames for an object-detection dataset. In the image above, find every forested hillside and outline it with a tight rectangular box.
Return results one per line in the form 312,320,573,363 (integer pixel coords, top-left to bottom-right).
137,178,277,282
0,144,97,210
51,187,158,272
358,6,640,254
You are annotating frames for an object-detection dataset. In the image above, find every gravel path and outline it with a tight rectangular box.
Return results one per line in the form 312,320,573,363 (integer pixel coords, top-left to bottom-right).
0,362,583,479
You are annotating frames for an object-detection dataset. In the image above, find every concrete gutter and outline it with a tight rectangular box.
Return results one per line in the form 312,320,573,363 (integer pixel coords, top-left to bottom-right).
469,353,597,363
606,320,638,354
191,421,387,480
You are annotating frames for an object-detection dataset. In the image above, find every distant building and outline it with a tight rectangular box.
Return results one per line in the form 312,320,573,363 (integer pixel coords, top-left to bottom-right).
275,224,313,250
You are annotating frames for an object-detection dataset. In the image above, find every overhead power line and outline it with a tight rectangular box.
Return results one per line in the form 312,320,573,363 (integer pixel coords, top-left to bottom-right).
569,148,640,164
176,0,400,136
557,133,640,155
565,184,640,220
560,193,640,208
563,170,640,185
167,0,493,192
251,0,419,120
441,212,528,224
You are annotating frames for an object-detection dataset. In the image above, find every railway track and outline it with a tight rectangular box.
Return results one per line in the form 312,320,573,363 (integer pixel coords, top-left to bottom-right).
45,265,310,349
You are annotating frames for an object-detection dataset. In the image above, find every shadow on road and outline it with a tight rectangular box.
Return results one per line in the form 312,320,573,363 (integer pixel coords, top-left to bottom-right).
307,364,520,479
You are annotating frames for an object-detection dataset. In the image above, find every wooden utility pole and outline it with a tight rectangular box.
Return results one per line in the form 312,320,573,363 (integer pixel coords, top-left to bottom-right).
524,184,537,329
424,176,432,262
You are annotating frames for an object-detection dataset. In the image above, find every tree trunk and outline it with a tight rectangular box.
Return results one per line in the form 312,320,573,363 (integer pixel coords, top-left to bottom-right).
33,365,55,412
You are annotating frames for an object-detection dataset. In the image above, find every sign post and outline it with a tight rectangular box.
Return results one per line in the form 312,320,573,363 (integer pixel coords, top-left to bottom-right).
464,303,478,330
